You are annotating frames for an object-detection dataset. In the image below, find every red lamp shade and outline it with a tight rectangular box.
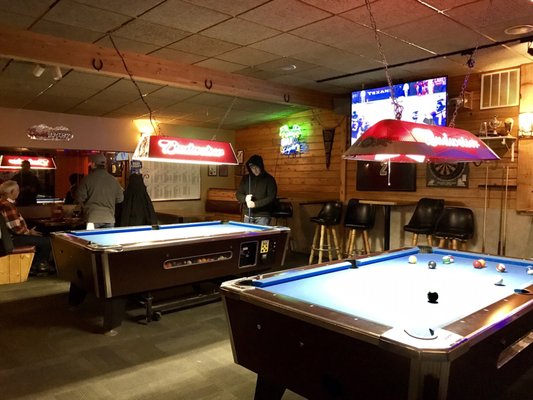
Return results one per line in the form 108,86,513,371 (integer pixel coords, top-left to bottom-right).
343,119,500,163
132,135,239,165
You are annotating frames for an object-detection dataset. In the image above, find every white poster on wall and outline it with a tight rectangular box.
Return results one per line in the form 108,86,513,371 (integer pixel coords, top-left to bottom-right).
141,161,201,201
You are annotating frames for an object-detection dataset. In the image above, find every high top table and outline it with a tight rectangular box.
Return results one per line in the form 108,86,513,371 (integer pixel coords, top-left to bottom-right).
359,199,416,250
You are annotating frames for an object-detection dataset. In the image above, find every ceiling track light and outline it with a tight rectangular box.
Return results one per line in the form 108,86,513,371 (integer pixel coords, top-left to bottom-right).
52,65,62,81
32,64,45,77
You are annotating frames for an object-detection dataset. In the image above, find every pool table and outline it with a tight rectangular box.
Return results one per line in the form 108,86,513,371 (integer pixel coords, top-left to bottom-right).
51,221,289,334
221,247,533,400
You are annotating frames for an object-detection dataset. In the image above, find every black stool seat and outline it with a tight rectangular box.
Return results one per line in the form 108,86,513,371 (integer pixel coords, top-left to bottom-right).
270,199,294,250
344,199,375,256
403,198,445,246
309,201,343,264
271,203,293,219
434,207,474,249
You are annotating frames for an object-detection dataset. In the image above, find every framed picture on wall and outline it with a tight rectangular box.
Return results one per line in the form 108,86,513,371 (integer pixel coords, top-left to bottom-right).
218,164,229,177
208,165,217,176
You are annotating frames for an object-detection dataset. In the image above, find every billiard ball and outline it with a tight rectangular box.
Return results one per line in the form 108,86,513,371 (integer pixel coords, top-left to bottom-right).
473,260,483,269
442,255,451,264
478,259,486,267
496,263,506,273
527,266,533,275
449,256,454,263
408,255,417,264
428,260,437,269
427,291,439,303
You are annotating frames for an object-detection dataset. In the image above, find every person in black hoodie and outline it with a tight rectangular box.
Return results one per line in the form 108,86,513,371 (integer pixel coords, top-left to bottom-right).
236,154,277,225
118,173,157,227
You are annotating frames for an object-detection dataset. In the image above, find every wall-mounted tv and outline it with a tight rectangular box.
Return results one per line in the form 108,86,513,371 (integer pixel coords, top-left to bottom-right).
350,76,448,144
356,161,416,192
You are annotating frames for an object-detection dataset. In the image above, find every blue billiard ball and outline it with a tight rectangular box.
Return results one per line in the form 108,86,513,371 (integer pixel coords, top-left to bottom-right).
428,261,437,269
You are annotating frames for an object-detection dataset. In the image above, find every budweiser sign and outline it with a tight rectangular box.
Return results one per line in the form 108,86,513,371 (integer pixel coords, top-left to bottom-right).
133,135,238,165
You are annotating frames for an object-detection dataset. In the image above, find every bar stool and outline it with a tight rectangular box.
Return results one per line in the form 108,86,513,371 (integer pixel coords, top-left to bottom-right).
433,207,475,250
271,199,293,226
271,199,294,251
403,198,444,246
309,201,343,264
344,199,376,256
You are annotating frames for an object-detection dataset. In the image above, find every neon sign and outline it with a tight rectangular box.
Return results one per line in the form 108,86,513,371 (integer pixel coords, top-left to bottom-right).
279,124,307,156
157,139,225,157
0,155,56,169
132,135,238,165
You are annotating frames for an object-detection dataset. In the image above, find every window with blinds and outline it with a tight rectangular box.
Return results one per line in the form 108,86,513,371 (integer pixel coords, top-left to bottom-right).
480,68,520,109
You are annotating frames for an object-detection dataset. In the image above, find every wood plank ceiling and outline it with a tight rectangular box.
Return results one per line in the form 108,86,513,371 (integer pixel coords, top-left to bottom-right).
0,0,532,130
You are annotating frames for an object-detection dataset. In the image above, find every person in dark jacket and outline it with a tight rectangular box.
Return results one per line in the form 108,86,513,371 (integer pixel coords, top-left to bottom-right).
118,173,157,227
236,154,277,225
11,160,41,206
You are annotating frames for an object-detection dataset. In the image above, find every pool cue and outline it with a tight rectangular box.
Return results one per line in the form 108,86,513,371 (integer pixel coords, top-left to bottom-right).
502,166,509,256
497,167,504,255
481,163,489,253
248,172,252,220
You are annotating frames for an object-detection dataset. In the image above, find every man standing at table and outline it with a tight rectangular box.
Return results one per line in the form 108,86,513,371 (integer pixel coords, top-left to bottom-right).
77,153,123,229
236,154,277,226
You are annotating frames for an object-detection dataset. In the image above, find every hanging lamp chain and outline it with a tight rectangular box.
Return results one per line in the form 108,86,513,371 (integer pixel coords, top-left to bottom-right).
448,52,477,128
449,0,493,128
364,0,403,120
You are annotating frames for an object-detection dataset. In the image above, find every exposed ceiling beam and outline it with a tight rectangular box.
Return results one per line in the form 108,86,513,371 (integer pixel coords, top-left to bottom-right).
0,26,334,110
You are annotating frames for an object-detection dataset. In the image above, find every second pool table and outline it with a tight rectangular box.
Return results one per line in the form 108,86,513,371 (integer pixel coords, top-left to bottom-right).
51,220,289,334
222,247,533,400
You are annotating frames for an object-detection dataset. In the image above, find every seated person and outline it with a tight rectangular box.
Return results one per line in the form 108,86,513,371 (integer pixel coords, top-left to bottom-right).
0,180,54,275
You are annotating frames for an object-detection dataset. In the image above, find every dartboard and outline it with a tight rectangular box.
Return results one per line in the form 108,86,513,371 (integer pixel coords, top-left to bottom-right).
428,162,467,181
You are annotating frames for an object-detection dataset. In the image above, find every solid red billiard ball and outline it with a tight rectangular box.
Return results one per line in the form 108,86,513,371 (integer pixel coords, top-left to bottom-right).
496,263,506,272
473,260,483,269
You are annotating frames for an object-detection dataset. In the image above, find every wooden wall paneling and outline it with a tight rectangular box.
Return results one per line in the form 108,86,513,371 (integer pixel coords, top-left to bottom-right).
235,109,345,200
516,139,533,211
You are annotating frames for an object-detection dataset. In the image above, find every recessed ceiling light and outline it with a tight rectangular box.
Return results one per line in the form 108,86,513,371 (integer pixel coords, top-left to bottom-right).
280,64,297,71
504,25,533,35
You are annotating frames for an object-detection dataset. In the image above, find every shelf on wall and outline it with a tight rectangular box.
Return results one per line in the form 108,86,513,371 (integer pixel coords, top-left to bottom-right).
476,184,517,191
479,135,516,161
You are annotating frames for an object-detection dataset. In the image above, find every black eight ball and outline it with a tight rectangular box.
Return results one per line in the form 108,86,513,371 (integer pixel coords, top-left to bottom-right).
428,260,437,269
427,292,439,303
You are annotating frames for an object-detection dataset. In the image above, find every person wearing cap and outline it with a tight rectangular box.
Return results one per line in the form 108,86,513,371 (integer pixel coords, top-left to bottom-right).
76,153,124,229
236,154,277,225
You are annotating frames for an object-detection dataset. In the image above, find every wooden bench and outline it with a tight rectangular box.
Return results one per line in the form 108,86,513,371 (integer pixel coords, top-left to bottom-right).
0,246,36,285
205,188,242,221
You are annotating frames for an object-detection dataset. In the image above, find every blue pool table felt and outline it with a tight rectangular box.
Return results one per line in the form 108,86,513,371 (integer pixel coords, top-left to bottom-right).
70,221,267,246
254,248,533,334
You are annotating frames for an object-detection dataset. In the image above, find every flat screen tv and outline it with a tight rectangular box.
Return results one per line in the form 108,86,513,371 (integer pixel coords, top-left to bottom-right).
350,76,448,144
356,161,416,192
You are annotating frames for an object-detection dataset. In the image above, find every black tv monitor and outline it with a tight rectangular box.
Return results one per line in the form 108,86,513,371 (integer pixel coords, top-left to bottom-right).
356,161,416,192
350,76,448,145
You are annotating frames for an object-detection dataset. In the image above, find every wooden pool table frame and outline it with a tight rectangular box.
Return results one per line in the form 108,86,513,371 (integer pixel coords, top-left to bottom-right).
221,247,533,400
